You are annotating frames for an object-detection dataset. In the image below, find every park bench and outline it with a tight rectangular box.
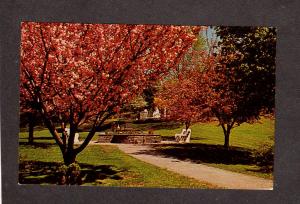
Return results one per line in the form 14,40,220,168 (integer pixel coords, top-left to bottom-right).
175,129,191,143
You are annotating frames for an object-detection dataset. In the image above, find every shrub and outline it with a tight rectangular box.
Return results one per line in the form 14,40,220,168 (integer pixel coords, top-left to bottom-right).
67,163,82,185
56,164,68,185
253,143,274,172
56,163,82,185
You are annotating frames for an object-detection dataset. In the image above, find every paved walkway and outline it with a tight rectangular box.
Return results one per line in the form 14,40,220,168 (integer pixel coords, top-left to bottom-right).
116,144,273,190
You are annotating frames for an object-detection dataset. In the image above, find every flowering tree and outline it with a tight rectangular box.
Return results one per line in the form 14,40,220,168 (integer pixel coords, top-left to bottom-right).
20,22,202,164
155,46,212,129
156,78,204,129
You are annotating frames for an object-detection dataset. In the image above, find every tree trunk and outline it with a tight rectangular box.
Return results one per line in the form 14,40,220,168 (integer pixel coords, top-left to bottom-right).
185,121,191,130
62,149,82,185
63,150,77,165
28,113,35,144
221,124,231,149
224,132,230,149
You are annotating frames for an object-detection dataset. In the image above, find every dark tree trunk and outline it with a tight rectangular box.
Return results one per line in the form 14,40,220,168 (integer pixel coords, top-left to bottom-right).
28,113,35,144
221,124,232,149
62,149,82,185
185,121,191,130
28,122,34,144
224,131,230,149
63,150,77,165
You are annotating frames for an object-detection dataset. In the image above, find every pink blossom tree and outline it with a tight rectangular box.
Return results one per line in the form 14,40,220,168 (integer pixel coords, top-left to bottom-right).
20,22,202,164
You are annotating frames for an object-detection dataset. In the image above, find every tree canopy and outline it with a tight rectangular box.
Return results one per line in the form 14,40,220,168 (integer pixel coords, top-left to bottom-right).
155,26,276,148
210,26,276,148
20,22,202,164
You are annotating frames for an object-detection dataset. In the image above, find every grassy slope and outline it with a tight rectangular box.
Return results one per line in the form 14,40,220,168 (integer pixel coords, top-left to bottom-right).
154,117,274,150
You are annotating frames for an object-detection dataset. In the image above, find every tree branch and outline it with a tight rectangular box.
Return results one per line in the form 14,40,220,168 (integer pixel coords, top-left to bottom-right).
74,111,113,154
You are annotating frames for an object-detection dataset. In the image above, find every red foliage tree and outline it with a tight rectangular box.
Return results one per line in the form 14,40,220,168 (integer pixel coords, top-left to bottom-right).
156,27,276,149
199,58,238,148
183,47,241,149
157,79,201,129
156,47,211,130
156,33,235,146
20,22,202,164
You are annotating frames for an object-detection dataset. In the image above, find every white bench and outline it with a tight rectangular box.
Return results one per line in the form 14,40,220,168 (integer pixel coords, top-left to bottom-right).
175,129,191,143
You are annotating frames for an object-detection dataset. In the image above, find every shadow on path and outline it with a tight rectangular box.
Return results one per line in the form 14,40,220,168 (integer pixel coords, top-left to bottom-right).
134,143,256,165
117,144,273,189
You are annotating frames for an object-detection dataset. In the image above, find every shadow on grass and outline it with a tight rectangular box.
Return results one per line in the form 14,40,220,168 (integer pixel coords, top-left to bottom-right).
19,160,124,185
20,137,54,140
19,126,48,132
137,143,257,165
19,142,56,149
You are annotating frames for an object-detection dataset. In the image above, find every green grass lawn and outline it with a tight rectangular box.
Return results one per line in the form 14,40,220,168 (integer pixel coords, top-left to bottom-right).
153,117,274,150
19,117,274,185
19,128,98,144
19,143,215,188
21,117,274,150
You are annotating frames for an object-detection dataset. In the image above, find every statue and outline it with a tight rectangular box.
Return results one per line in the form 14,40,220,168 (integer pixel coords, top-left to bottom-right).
140,109,148,119
153,107,161,118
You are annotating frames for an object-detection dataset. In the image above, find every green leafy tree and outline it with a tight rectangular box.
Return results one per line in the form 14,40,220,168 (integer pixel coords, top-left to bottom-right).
142,85,158,111
212,26,276,148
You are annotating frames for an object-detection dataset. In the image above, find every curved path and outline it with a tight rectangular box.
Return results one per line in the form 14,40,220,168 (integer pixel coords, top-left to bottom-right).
116,144,273,190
